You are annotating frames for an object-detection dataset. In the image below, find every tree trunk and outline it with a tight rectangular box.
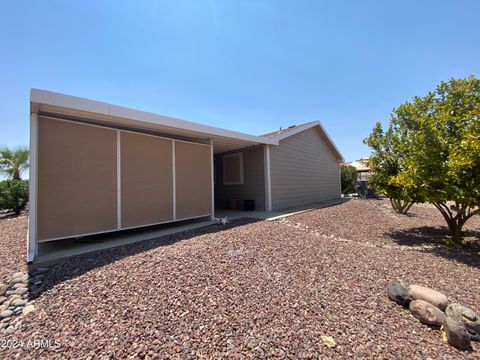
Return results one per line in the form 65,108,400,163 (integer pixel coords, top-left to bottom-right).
13,169,20,181
451,224,464,244
433,202,479,245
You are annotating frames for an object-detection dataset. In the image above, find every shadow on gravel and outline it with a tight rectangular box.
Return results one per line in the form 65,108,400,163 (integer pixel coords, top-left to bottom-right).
385,226,480,269
27,217,261,300
0,212,21,220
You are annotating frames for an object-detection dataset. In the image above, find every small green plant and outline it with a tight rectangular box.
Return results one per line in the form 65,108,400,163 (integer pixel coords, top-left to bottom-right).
442,237,457,247
389,198,414,215
0,179,29,215
340,165,357,195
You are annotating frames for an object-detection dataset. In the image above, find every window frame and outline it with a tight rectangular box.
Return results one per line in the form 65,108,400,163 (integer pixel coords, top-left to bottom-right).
222,152,244,185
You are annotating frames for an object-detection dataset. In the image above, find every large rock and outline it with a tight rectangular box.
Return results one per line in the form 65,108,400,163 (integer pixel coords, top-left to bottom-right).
387,280,411,307
0,283,8,296
22,304,35,316
446,303,480,341
9,294,22,301
444,315,471,350
13,287,28,296
407,285,448,310
12,272,25,279
409,300,445,326
29,267,48,277
0,310,13,319
11,299,27,307
9,277,24,285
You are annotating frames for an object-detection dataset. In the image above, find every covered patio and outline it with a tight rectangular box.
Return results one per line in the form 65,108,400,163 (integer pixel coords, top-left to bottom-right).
29,89,277,263
29,89,343,264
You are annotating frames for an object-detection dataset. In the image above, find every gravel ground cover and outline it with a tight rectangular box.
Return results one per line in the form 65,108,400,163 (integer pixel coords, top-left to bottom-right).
0,214,28,282
288,198,480,249
1,200,479,358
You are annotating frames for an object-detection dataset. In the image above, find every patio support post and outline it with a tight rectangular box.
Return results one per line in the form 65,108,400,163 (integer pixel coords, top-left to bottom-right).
172,140,176,220
264,144,272,212
27,112,38,262
116,130,122,229
210,139,215,220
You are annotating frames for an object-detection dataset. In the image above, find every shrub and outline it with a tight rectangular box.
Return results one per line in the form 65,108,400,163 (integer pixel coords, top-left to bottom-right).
0,179,29,215
340,165,357,195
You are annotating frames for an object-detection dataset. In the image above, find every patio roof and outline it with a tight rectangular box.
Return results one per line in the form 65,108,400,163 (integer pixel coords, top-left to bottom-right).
30,89,277,154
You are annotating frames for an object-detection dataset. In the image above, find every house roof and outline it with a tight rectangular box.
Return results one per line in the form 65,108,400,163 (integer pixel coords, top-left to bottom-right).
260,121,344,161
260,122,316,138
30,89,343,160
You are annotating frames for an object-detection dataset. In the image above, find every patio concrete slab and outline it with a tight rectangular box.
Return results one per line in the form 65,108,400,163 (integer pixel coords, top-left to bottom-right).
215,198,347,221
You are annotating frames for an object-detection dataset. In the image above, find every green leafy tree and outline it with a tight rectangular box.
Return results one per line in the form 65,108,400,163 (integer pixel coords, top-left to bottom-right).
0,146,29,180
365,123,414,214
365,76,480,243
340,164,358,195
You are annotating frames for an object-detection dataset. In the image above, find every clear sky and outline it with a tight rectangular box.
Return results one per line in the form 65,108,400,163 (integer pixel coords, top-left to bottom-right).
1,0,479,162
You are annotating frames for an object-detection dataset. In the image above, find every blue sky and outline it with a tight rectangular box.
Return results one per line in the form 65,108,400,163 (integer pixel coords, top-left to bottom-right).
1,0,479,162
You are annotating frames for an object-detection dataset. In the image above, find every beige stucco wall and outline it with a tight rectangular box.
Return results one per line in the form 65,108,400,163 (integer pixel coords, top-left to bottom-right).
215,146,265,211
270,127,341,211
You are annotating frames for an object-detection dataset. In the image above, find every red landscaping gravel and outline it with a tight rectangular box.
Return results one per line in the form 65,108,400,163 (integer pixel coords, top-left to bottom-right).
1,200,479,358
288,198,480,249
0,214,27,282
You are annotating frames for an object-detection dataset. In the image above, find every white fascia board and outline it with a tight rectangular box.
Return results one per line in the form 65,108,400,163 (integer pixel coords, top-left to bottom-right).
271,120,344,161
31,88,109,115
30,89,277,146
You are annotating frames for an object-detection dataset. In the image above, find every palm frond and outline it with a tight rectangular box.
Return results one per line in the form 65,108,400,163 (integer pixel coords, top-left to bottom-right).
0,146,29,180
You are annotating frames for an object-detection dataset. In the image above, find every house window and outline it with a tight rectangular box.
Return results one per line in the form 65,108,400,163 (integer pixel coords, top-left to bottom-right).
223,152,244,185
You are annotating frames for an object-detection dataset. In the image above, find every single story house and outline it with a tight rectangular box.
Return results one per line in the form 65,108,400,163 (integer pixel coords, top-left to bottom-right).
28,89,344,262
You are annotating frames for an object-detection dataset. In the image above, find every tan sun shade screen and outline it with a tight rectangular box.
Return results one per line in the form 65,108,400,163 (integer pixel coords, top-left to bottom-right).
121,132,173,228
37,117,117,240
175,142,212,219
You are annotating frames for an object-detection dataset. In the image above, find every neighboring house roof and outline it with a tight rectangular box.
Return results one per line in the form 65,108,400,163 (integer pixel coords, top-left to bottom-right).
261,121,344,161
344,158,370,171
30,89,343,160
